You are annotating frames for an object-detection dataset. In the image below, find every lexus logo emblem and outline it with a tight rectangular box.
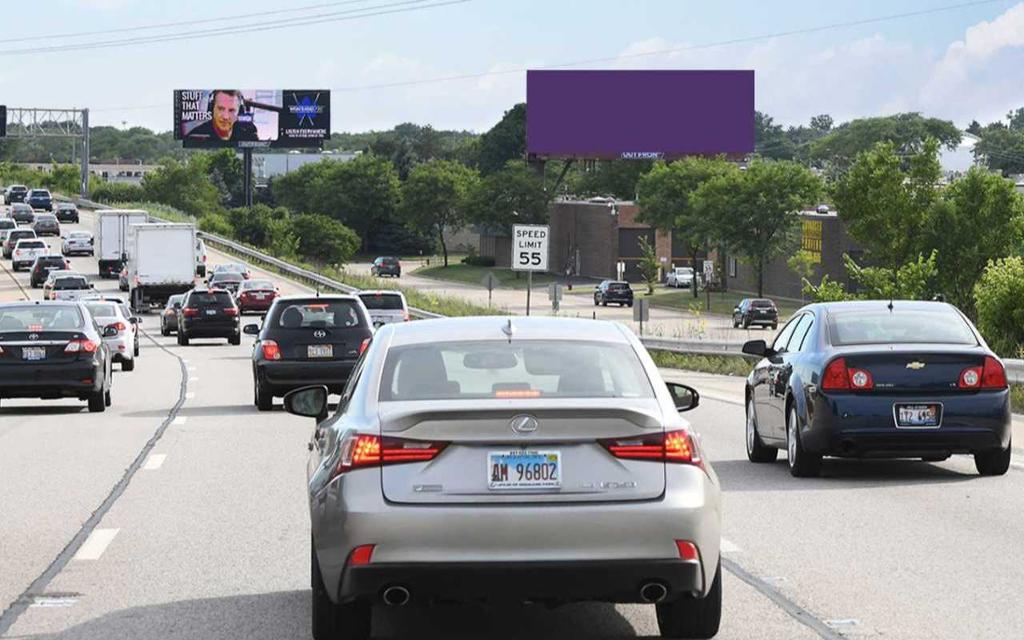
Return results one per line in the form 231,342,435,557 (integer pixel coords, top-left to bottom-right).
28,333,39,340
313,330,327,338
509,414,539,434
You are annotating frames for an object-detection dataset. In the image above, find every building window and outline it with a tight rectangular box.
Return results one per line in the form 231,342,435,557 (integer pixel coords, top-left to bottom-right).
728,257,737,278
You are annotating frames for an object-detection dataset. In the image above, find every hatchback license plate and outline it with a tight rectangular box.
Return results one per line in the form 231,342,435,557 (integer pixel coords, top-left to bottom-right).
22,347,46,361
488,451,561,490
308,344,333,358
895,403,941,428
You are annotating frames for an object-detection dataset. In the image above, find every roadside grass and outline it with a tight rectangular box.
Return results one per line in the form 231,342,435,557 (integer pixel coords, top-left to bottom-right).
648,288,804,320
648,349,755,377
1012,385,1024,414
415,263,564,290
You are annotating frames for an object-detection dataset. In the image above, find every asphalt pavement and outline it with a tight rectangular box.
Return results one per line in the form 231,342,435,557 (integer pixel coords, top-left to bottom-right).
2,209,1024,639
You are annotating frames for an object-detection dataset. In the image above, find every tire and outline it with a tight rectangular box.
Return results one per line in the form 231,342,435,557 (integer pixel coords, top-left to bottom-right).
732,319,739,328
105,389,112,407
311,538,371,640
742,318,750,329
229,334,241,346
746,398,778,463
787,404,822,478
656,559,722,639
134,342,140,357
975,440,1011,476
87,390,106,413
256,377,273,412
161,325,170,337
602,300,608,307
122,358,135,372
593,296,599,307
177,332,189,346
771,323,778,330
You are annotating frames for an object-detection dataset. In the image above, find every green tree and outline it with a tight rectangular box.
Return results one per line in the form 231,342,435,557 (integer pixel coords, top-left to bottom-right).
803,275,852,303
788,250,818,301
754,111,795,160
844,251,938,300
574,159,654,200
291,213,360,266
466,161,548,232
810,113,960,173
1008,107,1024,132
478,103,526,175
141,158,221,218
809,114,834,133
974,257,1024,357
201,149,245,206
923,168,1024,316
973,124,1024,176
637,236,660,295
831,139,942,270
637,157,735,297
400,160,479,266
697,160,822,296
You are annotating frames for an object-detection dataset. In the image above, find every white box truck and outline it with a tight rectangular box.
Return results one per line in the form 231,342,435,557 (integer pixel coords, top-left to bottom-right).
127,223,197,311
95,209,149,278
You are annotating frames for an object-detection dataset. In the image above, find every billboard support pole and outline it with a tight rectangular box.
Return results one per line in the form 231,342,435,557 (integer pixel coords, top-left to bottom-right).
242,148,253,207
80,109,89,198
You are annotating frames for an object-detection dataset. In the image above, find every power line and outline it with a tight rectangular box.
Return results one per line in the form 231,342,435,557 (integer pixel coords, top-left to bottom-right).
0,0,464,57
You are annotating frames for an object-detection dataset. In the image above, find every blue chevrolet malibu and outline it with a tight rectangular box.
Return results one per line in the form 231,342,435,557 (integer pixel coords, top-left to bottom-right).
742,300,1011,477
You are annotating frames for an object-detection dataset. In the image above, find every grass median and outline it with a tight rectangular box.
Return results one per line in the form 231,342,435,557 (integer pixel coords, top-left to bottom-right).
647,350,755,377
416,262,563,290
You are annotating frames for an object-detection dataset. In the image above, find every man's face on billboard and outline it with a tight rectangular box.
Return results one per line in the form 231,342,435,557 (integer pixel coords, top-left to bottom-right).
212,92,239,136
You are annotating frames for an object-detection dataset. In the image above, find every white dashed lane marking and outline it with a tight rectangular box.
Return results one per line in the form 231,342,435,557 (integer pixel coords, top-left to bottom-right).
720,538,742,553
142,454,166,470
73,529,119,561
172,416,188,425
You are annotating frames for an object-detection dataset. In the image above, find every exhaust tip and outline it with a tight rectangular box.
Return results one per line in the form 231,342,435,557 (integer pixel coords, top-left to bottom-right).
640,582,668,603
382,585,410,607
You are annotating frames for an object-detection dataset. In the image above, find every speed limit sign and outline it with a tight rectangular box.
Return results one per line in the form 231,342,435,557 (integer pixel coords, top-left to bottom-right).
512,224,550,272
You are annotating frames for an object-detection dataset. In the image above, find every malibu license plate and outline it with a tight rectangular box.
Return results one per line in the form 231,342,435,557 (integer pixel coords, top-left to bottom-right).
895,403,941,428
307,344,333,358
488,451,561,490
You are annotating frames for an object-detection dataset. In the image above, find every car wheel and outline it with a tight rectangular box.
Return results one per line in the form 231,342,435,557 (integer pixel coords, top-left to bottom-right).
87,390,106,413
311,538,371,640
742,318,750,329
627,301,634,307
105,389,112,407
746,398,778,463
229,335,241,346
975,440,1011,476
602,300,608,307
161,325,170,337
122,358,135,372
771,323,778,330
256,378,273,412
787,404,822,478
177,332,190,346
593,296,599,306
656,558,722,639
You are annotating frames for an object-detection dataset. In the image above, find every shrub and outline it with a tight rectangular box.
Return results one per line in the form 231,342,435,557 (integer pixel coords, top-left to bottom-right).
974,256,1024,357
91,181,146,203
197,213,234,237
462,254,496,267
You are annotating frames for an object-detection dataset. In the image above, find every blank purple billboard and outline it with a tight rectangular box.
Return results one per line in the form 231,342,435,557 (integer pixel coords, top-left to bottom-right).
526,70,754,159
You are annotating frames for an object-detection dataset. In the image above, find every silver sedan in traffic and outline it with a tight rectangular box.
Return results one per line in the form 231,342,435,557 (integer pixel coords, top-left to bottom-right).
286,316,722,640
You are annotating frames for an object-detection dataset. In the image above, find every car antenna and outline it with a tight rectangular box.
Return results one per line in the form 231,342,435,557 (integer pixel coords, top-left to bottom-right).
502,317,514,343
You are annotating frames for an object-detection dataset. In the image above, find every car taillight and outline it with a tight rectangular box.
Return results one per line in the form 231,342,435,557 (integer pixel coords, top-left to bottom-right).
182,307,199,317
982,356,1007,390
107,322,126,333
358,337,371,355
64,339,98,354
261,340,281,361
224,307,239,316
675,540,700,562
599,429,706,471
0,345,5,356
848,368,873,390
403,311,410,322
332,433,448,479
821,358,873,391
347,544,376,566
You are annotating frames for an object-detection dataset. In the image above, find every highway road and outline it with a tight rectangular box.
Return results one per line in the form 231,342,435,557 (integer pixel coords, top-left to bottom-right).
3,209,1024,639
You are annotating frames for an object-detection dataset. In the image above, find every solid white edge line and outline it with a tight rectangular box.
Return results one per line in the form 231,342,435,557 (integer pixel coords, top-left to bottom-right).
73,529,119,561
143,454,167,470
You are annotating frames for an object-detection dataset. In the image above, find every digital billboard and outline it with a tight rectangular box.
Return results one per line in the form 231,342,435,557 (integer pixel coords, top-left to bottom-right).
526,70,754,159
173,90,330,149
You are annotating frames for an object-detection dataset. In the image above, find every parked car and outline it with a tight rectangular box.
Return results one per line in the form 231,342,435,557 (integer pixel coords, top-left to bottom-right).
246,295,373,411
4,185,28,204
286,317,719,640
235,279,278,315
370,256,401,278
594,280,634,307
12,238,49,271
732,298,779,330
357,290,410,326
54,202,80,223
10,203,35,224
47,273,95,301
666,267,700,289
30,255,73,288
0,300,113,412
176,288,241,346
26,189,52,211
742,300,1012,477
3,228,37,259
31,213,60,236
160,294,185,336
82,299,138,371
62,230,94,256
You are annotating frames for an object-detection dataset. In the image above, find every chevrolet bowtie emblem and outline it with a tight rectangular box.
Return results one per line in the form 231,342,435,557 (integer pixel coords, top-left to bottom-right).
906,361,926,370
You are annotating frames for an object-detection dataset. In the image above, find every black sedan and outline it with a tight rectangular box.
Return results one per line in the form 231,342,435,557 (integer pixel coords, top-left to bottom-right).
594,280,634,307
245,295,372,411
54,202,80,223
176,289,241,346
742,301,1011,477
0,301,113,412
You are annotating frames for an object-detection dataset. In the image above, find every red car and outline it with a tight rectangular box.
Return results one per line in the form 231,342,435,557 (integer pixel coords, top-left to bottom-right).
235,279,278,314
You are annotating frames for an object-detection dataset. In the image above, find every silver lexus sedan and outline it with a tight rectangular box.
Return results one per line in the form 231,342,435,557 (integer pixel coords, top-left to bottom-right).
286,316,722,640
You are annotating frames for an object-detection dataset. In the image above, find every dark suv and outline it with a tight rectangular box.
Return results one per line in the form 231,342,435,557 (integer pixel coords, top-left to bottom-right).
732,298,779,329
594,280,634,307
26,189,52,211
370,256,401,278
176,289,241,346
30,255,72,288
4,185,28,204
54,202,80,223
245,295,373,411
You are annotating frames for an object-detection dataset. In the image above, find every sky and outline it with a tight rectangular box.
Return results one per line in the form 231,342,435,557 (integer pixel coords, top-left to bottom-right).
1,0,1023,134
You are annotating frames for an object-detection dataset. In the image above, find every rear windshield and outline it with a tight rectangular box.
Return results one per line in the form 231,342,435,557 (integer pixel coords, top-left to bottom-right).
752,300,776,308
58,203,76,210
188,292,234,307
9,231,35,241
358,293,405,310
608,283,630,291
377,257,398,265
38,257,65,265
12,205,31,212
271,301,364,329
241,280,274,290
379,340,653,401
216,264,246,273
29,190,50,197
211,274,242,283
18,240,46,249
69,232,91,239
829,309,978,346
0,305,84,332
167,295,184,307
84,302,118,318
35,216,56,222
55,277,89,290
0,220,15,228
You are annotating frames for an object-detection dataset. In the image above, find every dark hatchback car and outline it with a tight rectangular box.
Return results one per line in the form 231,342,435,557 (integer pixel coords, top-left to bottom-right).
594,280,634,307
32,213,60,236
30,255,72,288
26,189,52,211
370,256,401,278
733,298,779,330
176,289,241,346
10,203,35,224
742,301,1011,478
54,202,80,223
5,185,28,204
160,294,185,336
207,272,244,295
246,295,372,411
0,301,113,412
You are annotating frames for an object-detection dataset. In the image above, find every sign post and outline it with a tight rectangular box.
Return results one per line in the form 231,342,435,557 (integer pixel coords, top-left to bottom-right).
548,283,563,313
481,272,499,308
633,298,650,336
512,224,550,316
703,260,714,312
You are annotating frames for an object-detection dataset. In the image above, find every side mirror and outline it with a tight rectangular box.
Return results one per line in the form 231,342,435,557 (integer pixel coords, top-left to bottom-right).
666,382,700,412
742,339,771,358
284,386,329,420
130,317,141,325
243,323,260,335
89,284,96,289
102,326,118,338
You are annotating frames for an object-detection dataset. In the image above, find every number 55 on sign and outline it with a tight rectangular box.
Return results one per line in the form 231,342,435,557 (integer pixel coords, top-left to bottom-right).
512,224,550,272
